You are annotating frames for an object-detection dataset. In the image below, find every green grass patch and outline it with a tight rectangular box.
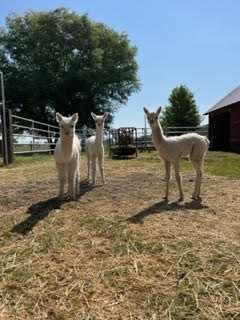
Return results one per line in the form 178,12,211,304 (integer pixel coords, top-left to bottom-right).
108,150,240,178
2,150,240,178
0,197,11,205
180,151,240,178
0,153,54,168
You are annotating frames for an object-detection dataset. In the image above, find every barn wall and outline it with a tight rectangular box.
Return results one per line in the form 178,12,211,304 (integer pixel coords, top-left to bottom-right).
208,103,240,153
208,106,230,151
230,102,240,152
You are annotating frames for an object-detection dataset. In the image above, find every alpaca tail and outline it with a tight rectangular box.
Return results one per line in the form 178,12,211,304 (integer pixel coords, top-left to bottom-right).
190,143,195,160
205,137,210,148
190,136,210,160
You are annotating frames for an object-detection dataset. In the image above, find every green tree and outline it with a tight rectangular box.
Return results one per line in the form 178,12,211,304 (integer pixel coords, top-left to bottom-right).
0,7,140,128
161,85,202,129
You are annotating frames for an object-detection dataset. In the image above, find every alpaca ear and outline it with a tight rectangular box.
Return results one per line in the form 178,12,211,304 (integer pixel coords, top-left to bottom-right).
143,107,149,115
156,106,162,116
91,112,97,120
103,112,108,120
56,112,63,123
71,113,78,123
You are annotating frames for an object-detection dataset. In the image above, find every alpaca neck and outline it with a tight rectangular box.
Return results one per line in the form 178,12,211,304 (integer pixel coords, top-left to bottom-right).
60,135,74,154
151,121,165,147
95,126,104,145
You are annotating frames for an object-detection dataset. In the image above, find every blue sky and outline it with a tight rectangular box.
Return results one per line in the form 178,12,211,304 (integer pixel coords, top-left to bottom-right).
1,0,240,128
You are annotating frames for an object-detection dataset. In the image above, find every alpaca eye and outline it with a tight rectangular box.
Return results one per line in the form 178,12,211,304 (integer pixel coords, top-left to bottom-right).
61,125,64,128
71,125,73,128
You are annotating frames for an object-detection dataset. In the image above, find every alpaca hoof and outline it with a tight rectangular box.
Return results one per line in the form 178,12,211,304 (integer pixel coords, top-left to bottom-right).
192,195,200,201
58,194,64,201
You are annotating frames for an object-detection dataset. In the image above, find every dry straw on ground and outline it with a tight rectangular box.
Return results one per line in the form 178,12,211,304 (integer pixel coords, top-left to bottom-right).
0,153,240,319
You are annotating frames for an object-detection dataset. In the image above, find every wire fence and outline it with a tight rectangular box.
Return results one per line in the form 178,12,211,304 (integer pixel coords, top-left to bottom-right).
108,126,208,154
12,115,59,154
0,112,208,159
12,115,100,154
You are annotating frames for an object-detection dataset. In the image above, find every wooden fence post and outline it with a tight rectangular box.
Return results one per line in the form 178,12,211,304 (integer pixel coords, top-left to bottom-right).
7,109,14,164
2,109,14,164
1,108,7,165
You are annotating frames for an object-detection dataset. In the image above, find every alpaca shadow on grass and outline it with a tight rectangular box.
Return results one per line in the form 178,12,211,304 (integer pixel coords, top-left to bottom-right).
127,198,209,224
78,179,96,196
11,197,61,235
11,180,94,235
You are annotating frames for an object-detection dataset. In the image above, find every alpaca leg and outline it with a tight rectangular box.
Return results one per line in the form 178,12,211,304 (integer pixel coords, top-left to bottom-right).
68,163,77,200
68,172,76,200
192,161,203,199
76,155,80,195
57,163,67,200
91,157,97,185
98,155,106,184
87,153,90,180
174,162,184,201
163,161,171,200
75,166,80,196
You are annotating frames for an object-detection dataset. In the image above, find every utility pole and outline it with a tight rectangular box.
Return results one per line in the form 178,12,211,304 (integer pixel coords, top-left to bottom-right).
0,70,8,165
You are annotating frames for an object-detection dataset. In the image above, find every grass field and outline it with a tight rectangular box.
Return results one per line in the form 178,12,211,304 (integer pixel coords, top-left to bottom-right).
0,151,240,319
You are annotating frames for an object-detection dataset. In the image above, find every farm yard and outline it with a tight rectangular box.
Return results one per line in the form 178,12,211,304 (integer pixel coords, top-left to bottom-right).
0,151,240,320
1,2,240,319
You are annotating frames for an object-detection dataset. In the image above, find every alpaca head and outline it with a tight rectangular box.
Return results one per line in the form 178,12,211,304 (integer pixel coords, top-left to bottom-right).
56,112,78,137
143,106,162,128
91,112,108,129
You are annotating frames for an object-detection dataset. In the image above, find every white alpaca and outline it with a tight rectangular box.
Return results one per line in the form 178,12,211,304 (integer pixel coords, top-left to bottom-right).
54,113,81,200
143,106,209,201
87,112,108,185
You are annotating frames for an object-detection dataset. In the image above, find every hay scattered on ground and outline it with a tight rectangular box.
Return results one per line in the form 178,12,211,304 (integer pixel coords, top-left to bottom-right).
0,154,240,319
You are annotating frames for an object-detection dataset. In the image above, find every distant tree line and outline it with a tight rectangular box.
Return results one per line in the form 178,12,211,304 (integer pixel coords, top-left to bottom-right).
0,7,140,128
0,8,202,130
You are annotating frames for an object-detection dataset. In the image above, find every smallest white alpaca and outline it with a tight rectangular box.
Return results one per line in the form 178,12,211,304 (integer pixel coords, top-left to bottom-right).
87,112,108,185
54,113,81,200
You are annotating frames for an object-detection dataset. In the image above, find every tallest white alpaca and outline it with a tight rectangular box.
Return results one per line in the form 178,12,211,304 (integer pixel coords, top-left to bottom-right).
144,106,209,201
54,113,81,200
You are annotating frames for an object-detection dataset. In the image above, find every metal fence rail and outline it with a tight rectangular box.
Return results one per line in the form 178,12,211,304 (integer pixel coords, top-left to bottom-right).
11,115,101,154
107,126,208,157
129,127,208,150
1,112,208,158
12,115,59,154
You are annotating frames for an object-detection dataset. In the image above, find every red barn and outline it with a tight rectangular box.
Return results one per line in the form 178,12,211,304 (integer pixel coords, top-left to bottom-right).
204,85,240,152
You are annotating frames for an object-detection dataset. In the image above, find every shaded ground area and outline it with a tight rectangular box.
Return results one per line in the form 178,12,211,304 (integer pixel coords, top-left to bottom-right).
0,155,240,319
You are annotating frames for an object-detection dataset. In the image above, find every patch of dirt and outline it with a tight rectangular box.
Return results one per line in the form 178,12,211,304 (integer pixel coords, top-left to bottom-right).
1,159,240,319
1,164,239,220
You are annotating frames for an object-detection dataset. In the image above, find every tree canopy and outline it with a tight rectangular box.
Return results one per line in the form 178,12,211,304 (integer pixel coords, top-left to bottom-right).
0,7,140,128
161,85,202,128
